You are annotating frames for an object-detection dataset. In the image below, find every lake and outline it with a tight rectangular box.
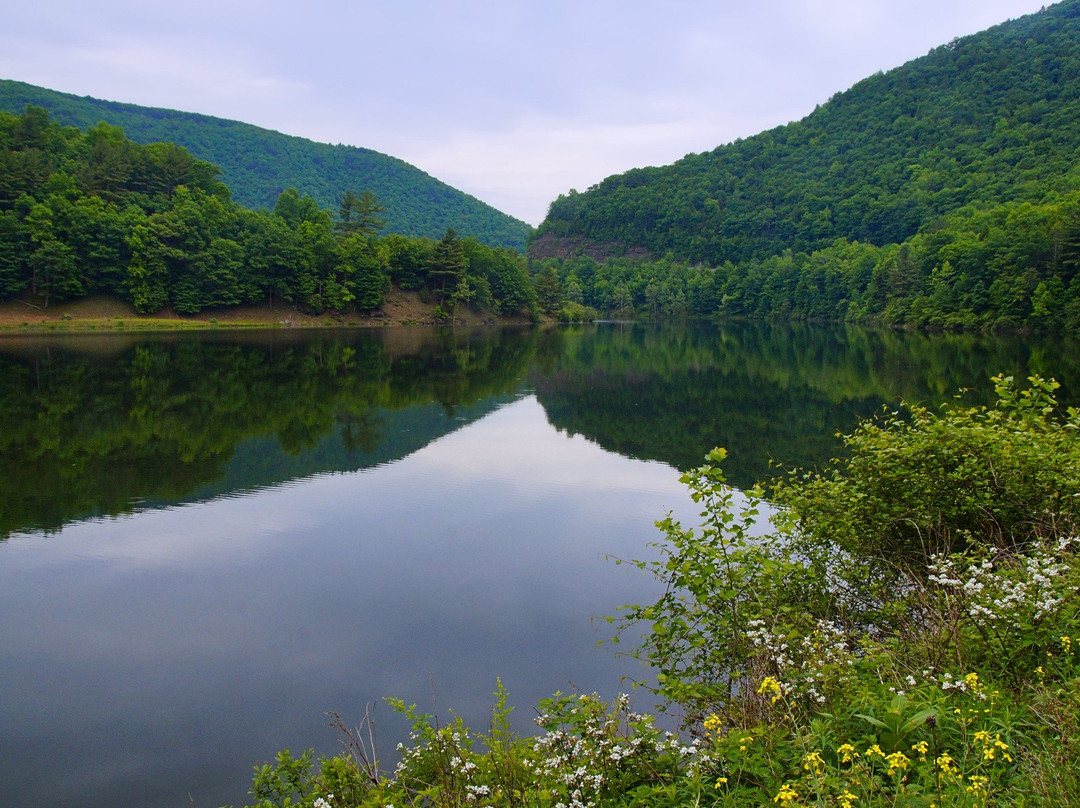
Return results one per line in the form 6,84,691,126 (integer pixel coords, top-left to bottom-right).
1,321,1077,808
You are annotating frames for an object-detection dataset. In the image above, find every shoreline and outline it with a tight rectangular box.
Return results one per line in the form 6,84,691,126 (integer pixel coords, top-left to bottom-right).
0,292,530,334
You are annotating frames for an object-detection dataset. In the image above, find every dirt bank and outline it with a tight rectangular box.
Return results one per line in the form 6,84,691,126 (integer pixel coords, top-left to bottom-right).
0,291,526,332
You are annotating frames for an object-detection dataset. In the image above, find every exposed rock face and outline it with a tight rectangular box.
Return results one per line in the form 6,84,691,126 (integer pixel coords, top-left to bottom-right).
526,231,652,262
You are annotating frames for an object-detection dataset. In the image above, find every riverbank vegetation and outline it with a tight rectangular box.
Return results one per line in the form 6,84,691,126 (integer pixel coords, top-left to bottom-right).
233,374,1080,808
0,107,536,320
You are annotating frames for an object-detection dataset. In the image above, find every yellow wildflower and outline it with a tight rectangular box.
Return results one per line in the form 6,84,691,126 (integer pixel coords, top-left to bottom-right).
774,783,800,806
964,672,982,694
966,774,989,796
714,776,728,788
802,751,825,775
703,714,723,737
936,752,958,776
886,751,911,776
993,734,1012,763
838,790,857,808
911,740,929,758
866,744,885,758
757,676,783,704
837,743,858,763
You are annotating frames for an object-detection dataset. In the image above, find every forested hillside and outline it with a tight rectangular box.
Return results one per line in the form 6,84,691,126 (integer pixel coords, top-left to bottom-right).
526,0,1080,331
0,79,531,250
0,107,536,317
535,1,1080,263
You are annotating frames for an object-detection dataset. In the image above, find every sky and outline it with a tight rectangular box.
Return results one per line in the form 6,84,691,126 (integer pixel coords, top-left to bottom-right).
0,0,1054,225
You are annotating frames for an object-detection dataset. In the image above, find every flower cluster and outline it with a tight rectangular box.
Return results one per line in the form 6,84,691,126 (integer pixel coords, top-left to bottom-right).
531,692,686,808
928,537,1078,625
746,617,856,708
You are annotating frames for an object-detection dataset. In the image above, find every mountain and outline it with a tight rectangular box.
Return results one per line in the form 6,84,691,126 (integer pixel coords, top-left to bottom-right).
0,79,531,250
531,1,1080,265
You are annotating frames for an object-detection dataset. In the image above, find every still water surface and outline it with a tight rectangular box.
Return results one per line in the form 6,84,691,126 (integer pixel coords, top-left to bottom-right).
0,322,1077,807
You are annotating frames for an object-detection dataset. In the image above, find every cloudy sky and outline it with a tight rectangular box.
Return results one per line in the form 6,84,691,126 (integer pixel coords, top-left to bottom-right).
0,0,1052,224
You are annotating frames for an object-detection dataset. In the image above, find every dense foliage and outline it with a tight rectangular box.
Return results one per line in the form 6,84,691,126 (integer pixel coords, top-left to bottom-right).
530,0,1080,331
237,375,1080,808
528,188,1080,331
0,107,536,316
0,79,532,249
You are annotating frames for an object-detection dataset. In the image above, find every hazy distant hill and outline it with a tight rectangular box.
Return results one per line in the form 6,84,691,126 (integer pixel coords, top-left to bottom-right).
532,1,1080,263
0,79,531,250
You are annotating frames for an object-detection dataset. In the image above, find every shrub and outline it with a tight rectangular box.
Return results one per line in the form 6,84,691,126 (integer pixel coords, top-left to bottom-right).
772,374,1080,559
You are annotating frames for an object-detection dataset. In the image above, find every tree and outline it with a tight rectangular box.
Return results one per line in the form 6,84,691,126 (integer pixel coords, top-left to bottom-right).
78,122,135,202
336,233,386,311
428,228,467,308
0,208,30,296
273,188,329,229
533,265,563,315
124,223,169,313
336,190,385,238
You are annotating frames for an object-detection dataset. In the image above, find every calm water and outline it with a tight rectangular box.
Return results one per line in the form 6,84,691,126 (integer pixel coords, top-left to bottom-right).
1,322,1077,807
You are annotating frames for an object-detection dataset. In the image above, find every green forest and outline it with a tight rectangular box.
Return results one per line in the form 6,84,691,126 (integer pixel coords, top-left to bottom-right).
0,106,537,317
529,0,1080,332
0,79,532,250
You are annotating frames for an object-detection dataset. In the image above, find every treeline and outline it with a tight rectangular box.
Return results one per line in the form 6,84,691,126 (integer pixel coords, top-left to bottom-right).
0,107,536,317
534,1,1080,265
531,190,1080,331
0,79,532,250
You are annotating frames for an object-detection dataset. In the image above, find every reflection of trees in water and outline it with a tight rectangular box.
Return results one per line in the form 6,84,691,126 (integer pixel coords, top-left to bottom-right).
530,322,1080,489
3,321,1077,536
0,327,536,536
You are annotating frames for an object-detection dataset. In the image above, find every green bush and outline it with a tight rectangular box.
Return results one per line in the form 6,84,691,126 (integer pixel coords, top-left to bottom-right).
772,374,1080,559
556,302,599,322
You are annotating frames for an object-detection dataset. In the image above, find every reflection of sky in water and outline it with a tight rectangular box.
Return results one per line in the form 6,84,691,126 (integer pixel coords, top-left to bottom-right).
0,396,708,808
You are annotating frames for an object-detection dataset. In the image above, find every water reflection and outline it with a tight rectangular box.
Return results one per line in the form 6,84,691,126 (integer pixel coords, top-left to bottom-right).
4,322,1076,537
0,396,687,808
1,322,1078,808
533,321,1080,486
0,326,536,536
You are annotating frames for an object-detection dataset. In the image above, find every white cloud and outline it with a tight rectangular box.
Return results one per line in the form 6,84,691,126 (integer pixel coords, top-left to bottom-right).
0,0,1054,223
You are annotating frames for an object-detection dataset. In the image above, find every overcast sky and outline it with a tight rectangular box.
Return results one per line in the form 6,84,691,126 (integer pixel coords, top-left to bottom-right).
0,1,1053,224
